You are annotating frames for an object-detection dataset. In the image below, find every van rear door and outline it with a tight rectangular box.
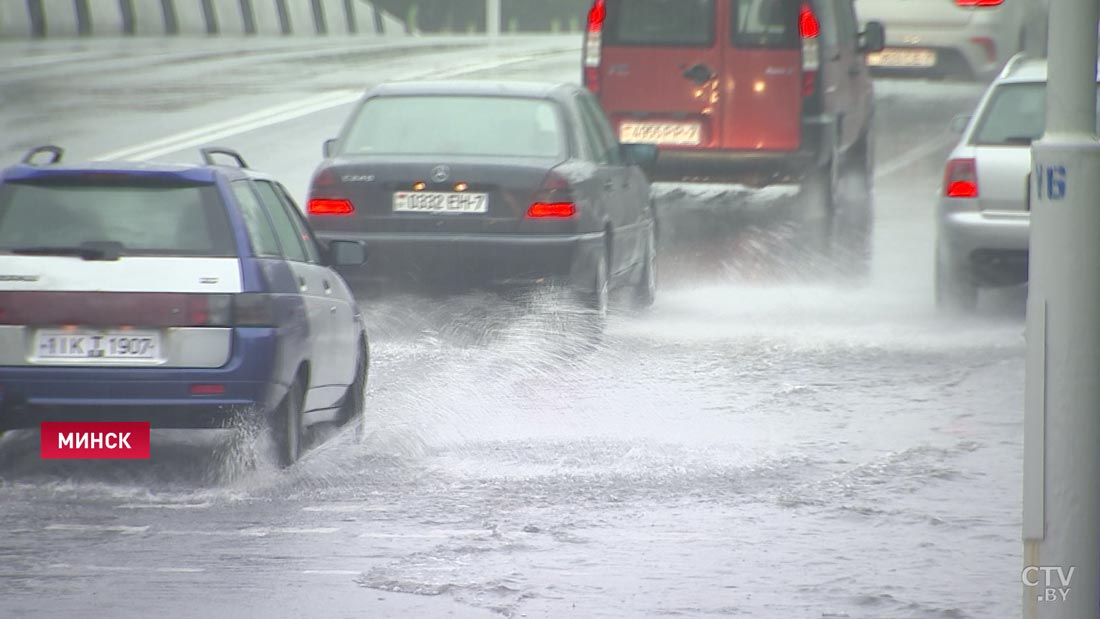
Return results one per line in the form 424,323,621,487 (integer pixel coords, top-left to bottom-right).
723,0,804,151
597,0,722,151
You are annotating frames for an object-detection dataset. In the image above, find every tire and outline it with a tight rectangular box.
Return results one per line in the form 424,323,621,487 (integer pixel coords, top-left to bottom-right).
632,223,657,309
935,244,978,313
831,128,875,281
273,376,305,468
796,161,837,262
573,246,609,338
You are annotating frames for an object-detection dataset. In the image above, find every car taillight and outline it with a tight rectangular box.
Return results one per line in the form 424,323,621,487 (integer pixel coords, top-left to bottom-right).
955,0,1003,6
528,170,576,218
308,198,354,215
800,2,819,97
0,292,276,327
944,158,979,198
583,0,604,94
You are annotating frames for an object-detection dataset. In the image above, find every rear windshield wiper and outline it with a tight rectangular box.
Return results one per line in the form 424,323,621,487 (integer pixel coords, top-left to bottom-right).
7,243,122,261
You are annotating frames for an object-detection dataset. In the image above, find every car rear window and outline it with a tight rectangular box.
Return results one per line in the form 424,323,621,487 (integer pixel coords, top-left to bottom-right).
731,0,800,49
604,0,715,47
341,96,565,158
0,178,236,257
972,82,1100,146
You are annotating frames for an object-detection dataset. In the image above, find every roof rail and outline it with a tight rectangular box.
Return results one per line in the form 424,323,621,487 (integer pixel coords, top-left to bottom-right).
22,145,64,165
200,147,249,169
1001,52,1030,78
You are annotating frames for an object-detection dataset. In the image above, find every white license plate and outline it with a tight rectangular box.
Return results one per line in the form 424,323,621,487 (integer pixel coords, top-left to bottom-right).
619,121,702,146
393,191,488,213
867,48,937,68
33,329,162,362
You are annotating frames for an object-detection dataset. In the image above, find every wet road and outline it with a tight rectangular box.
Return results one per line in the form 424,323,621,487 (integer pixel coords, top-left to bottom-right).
0,36,1026,618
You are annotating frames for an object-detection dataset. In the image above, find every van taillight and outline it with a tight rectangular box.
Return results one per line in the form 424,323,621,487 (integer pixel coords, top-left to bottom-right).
944,158,979,198
955,0,1003,6
583,0,605,93
528,170,576,219
800,2,820,97
187,294,277,327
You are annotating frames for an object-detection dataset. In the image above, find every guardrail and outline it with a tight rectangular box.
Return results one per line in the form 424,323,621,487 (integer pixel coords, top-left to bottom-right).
0,0,409,38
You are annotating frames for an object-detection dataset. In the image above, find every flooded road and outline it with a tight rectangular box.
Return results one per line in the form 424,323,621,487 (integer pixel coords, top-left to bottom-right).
0,36,1025,618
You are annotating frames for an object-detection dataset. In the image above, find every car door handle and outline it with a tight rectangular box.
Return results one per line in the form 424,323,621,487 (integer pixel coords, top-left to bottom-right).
681,63,716,85
323,280,333,295
297,276,307,292
329,306,337,314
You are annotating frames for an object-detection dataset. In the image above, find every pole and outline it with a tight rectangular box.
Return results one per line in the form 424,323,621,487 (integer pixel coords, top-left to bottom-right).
1024,0,1100,617
486,0,500,37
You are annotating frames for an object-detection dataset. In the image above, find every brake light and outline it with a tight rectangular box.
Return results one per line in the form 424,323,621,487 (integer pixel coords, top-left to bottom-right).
190,384,226,395
528,202,576,218
584,0,604,93
308,198,354,215
955,0,1003,6
800,2,819,98
944,158,978,198
528,170,576,218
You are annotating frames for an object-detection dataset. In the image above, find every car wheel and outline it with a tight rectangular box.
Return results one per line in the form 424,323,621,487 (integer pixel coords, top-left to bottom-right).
632,224,657,309
935,245,978,313
273,376,305,468
338,337,369,437
573,246,609,339
797,161,837,262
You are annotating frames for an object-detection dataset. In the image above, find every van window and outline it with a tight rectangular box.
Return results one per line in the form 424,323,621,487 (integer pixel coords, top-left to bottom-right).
731,0,800,49
605,0,715,47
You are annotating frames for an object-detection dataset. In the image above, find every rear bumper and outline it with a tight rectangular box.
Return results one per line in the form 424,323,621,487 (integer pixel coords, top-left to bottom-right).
0,328,285,431
316,231,607,292
869,21,1022,80
647,116,832,184
938,204,1030,286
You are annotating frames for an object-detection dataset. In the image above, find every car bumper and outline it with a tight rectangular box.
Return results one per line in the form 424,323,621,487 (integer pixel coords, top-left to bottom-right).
0,328,284,431
647,117,832,184
939,205,1030,286
316,231,607,292
869,22,1020,80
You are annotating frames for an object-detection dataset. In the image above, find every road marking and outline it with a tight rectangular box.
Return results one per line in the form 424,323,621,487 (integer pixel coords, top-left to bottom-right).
874,133,956,181
43,524,150,534
302,504,388,513
156,526,341,537
91,48,577,163
117,502,213,510
45,564,204,573
302,569,362,575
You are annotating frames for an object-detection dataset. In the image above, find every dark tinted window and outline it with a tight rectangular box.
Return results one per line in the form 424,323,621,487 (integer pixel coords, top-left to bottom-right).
605,0,715,47
231,181,281,258
272,184,322,264
342,96,565,158
0,179,235,256
253,181,307,262
731,0,800,49
577,93,623,165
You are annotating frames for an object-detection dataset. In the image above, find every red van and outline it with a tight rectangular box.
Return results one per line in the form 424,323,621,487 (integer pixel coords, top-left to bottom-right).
583,0,885,269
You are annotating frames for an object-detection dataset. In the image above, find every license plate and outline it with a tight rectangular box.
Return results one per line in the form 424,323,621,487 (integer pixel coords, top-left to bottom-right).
33,329,161,363
619,121,702,146
393,191,488,214
867,48,937,68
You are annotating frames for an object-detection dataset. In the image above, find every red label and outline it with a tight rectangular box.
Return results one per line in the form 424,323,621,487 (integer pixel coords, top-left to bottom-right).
40,422,151,459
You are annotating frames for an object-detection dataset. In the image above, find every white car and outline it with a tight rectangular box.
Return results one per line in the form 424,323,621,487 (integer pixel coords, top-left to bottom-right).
935,53,1049,310
856,0,1044,80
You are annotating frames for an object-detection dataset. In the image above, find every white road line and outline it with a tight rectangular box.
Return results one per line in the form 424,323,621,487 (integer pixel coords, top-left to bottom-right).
92,91,362,162
45,564,205,573
302,569,362,575
302,505,388,512
156,526,341,537
874,133,956,181
43,524,150,534
116,502,213,510
91,49,575,163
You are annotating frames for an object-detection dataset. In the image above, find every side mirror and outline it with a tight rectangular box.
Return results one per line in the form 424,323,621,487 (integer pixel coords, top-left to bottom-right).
859,21,886,54
323,139,338,159
327,240,367,267
949,114,971,135
621,143,658,174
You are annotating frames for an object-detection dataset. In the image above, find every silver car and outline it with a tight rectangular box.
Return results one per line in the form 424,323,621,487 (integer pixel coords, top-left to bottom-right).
935,53,1044,310
856,0,1041,80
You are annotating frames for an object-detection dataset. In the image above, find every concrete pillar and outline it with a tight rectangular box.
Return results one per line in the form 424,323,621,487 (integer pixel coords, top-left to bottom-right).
170,0,212,34
0,0,35,37
129,0,169,35
250,0,283,34
317,0,349,35
86,0,125,35
208,0,246,34
282,0,318,35
40,0,79,36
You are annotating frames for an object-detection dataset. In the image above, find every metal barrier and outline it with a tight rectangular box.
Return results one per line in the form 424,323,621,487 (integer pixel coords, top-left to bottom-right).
0,0,403,38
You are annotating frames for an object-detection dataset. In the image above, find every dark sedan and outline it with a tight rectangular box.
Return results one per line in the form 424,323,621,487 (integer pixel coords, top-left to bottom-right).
305,80,658,317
